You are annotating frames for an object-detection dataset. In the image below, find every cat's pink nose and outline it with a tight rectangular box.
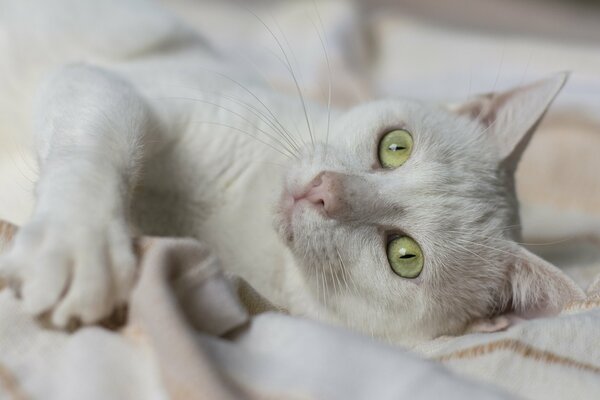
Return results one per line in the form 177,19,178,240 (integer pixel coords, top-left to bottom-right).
297,171,343,216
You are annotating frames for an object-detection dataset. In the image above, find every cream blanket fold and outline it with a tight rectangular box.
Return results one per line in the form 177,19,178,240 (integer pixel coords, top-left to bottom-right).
0,220,511,400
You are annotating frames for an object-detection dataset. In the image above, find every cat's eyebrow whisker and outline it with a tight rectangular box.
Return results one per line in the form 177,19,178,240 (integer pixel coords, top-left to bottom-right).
491,45,506,94
478,117,500,137
445,223,522,236
446,229,577,247
519,47,535,87
189,120,295,160
451,242,498,271
453,237,536,263
161,96,300,158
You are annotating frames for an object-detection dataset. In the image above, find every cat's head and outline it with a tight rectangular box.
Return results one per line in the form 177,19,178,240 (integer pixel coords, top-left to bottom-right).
275,73,584,344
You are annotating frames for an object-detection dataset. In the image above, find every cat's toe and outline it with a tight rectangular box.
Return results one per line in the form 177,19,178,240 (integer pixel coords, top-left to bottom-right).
22,250,70,315
1,218,136,329
52,246,114,327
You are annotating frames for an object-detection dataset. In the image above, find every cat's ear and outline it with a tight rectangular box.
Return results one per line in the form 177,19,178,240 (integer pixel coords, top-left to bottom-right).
451,72,569,168
502,245,584,318
469,245,584,333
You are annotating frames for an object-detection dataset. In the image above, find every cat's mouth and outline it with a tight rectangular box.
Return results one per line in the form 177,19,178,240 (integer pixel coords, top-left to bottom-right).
277,175,328,243
280,190,326,227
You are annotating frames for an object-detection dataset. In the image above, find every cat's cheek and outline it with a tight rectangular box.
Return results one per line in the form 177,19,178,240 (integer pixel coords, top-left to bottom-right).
274,195,295,243
273,210,294,245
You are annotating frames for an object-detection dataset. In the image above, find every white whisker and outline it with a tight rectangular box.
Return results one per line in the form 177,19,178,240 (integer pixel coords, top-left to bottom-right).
310,3,332,152
160,96,299,158
189,120,294,159
241,6,315,147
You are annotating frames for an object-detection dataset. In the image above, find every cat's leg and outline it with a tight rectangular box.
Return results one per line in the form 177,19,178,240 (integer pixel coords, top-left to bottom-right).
0,63,164,327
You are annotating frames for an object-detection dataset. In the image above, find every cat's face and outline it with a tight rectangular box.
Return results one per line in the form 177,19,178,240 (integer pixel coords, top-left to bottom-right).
275,74,584,344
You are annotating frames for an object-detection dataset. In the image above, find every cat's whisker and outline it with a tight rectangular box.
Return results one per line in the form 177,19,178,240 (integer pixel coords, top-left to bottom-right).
196,67,303,154
322,260,330,309
469,46,506,127
310,3,333,152
242,6,315,148
216,51,306,153
6,143,37,187
3,125,38,183
220,94,302,155
161,86,303,154
336,251,352,297
311,259,320,304
161,96,299,158
332,257,345,297
272,14,316,149
467,64,473,99
320,262,328,310
328,258,340,297
189,120,294,160
519,48,535,87
248,160,289,168
336,247,360,297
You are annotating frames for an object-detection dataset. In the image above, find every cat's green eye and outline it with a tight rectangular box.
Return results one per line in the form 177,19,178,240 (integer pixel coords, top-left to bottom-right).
387,235,423,278
378,129,413,169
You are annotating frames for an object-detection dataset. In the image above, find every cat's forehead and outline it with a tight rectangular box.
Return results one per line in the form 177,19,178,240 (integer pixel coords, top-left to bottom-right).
338,99,477,142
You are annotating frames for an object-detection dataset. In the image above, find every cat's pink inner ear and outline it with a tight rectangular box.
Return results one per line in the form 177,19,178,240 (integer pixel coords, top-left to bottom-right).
453,72,569,168
502,245,584,319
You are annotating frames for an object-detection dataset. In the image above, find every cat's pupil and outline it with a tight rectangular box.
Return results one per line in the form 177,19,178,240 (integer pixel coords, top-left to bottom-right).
399,254,416,259
388,144,405,151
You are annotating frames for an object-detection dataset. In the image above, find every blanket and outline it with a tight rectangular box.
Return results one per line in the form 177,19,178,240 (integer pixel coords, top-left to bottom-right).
0,224,599,400
1,0,600,399
0,221,511,400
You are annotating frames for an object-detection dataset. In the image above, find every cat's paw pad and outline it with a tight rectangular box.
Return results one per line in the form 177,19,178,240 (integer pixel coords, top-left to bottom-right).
0,218,136,328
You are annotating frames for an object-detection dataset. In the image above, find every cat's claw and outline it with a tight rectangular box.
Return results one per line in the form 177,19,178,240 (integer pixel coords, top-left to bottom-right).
0,218,136,328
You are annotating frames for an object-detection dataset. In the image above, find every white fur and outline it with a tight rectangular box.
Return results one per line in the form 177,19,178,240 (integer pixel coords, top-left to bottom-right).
0,0,584,344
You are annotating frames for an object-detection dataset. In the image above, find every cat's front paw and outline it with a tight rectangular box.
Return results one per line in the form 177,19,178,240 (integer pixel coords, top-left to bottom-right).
0,217,136,328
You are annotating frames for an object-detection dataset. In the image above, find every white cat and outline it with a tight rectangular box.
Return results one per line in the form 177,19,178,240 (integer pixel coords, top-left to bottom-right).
0,0,584,345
